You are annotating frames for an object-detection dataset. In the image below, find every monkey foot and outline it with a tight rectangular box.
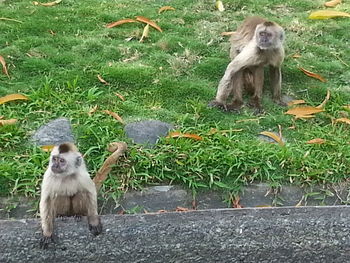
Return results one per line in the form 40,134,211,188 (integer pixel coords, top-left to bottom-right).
225,102,243,113
207,100,226,110
39,235,55,249
247,102,264,115
273,98,287,107
89,222,103,236
74,215,82,222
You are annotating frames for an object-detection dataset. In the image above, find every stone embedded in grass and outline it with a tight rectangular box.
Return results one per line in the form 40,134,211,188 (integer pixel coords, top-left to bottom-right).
124,120,173,146
31,117,75,146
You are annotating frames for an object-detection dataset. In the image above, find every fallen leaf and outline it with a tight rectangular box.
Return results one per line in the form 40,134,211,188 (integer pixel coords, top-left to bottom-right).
292,54,302,58
157,210,167,213
334,118,350,125
259,131,285,146
167,131,203,141
136,16,162,32
103,110,125,124
106,19,137,28
0,17,23,23
139,24,150,42
41,145,55,152
216,0,225,11
33,0,62,6
299,67,327,82
309,10,350,19
316,89,330,109
192,200,197,210
295,115,316,120
343,105,350,110
0,55,9,78
88,105,98,116
287,100,306,106
115,93,125,101
158,6,175,14
175,206,190,212
324,0,342,7
49,30,56,35
232,196,243,208
306,138,326,144
97,74,109,85
285,106,324,118
221,31,235,36
0,94,29,105
0,119,17,126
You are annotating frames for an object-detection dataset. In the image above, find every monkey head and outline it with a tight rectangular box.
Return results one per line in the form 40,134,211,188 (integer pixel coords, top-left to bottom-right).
255,21,284,50
49,143,83,175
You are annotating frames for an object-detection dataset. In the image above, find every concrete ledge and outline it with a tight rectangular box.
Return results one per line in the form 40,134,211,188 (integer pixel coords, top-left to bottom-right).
1,206,350,262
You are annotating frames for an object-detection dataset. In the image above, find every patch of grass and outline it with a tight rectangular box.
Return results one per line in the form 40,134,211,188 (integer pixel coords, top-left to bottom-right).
0,0,350,199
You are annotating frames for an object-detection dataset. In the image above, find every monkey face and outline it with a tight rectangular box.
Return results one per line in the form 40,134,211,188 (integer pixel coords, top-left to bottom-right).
255,23,284,50
51,155,68,174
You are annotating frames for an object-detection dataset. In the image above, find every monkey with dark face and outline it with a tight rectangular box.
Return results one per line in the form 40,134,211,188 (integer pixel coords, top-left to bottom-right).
209,16,286,113
39,143,102,249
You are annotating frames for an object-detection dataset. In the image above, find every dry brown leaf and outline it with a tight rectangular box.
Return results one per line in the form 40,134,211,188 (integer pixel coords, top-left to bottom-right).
292,54,302,58
175,206,190,212
97,74,109,85
0,55,9,78
49,30,56,35
295,115,316,120
88,105,98,116
324,0,342,7
221,31,235,36
157,210,167,213
158,6,175,14
334,118,350,125
232,196,243,208
0,119,17,126
287,100,306,106
33,0,62,6
309,10,350,19
259,131,285,146
306,138,326,144
0,94,29,105
299,67,327,82
215,0,225,11
41,145,55,152
103,110,124,124
136,16,162,32
115,93,125,101
93,142,128,191
106,19,137,28
192,200,197,210
139,24,150,42
285,106,324,118
167,131,203,141
316,89,330,109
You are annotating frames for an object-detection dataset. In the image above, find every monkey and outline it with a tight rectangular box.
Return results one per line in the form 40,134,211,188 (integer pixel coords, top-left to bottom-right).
209,16,286,113
39,143,102,249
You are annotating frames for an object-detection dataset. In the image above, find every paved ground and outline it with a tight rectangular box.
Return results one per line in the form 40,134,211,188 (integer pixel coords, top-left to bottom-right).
1,206,350,262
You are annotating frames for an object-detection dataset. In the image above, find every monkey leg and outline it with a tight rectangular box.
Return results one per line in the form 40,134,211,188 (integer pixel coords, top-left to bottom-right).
225,71,244,112
270,66,287,106
247,66,264,114
39,198,55,249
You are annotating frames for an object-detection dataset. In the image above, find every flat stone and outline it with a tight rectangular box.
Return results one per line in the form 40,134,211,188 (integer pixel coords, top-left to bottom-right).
240,183,275,207
124,120,173,146
1,206,350,262
31,118,74,146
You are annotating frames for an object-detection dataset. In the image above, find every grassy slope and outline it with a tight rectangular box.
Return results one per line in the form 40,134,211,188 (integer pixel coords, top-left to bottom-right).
0,0,349,199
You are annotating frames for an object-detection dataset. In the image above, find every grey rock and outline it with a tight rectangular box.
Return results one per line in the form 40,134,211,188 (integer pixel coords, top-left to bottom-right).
31,118,74,146
124,120,173,146
240,183,275,207
1,206,350,262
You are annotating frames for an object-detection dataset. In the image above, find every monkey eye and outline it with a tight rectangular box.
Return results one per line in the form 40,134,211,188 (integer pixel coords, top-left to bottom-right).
259,32,266,36
59,158,66,164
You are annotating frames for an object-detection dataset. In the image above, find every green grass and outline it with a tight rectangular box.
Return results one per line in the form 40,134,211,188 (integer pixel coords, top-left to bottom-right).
1,0,350,200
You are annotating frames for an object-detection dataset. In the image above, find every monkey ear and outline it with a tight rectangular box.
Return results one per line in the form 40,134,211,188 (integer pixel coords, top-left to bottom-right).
75,156,82,167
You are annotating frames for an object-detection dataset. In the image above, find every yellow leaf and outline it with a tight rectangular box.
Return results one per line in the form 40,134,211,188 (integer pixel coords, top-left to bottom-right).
158,6,175,14
334,118,350,125
0,119,17,126
139,24,150,42
324,0,342,7
33,0,62,6
114,93,125,101
299,67,327,82
106,19,137,28
292,54,302,58
285,106,324,118
259,131,285,146
0,55,10,78
0,94,29,105
287,100,306,106
97,74,109,85
342,105,350,110
221,31,235,36
136,16,162,32
167,131,203,141
216,0,225,12
88,105,98,116
306,138,326,144
41,145,55,152
316,89,330,109
309,10,350,19
103,110,125,124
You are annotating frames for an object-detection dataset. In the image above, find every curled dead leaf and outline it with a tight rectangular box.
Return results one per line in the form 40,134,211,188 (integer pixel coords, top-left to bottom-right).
316,89,330,109
115,93,125,101
41,145,55,152
0,55,10,78
309,10,350,19
292,54,302,58
167,131,203,141
103,110,125,124
33,0,61,7
306,138,326,144
287,100,306,106
106,19,137,28
285,106,324,118
324,0,342,7
215,0,225,11
0,94,29,105
334,118,350,125
232,196,243,208
139,24,150,42
97,74,109,85
299,67,327,82
259,131,285,146
136,16,162,32
158,6,175,14
221,31,235,36
175,206,190,212
0,119,17,126
88,105,98,116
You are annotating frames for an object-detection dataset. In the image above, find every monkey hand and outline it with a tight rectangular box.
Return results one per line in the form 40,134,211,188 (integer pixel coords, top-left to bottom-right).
39,235,55,249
